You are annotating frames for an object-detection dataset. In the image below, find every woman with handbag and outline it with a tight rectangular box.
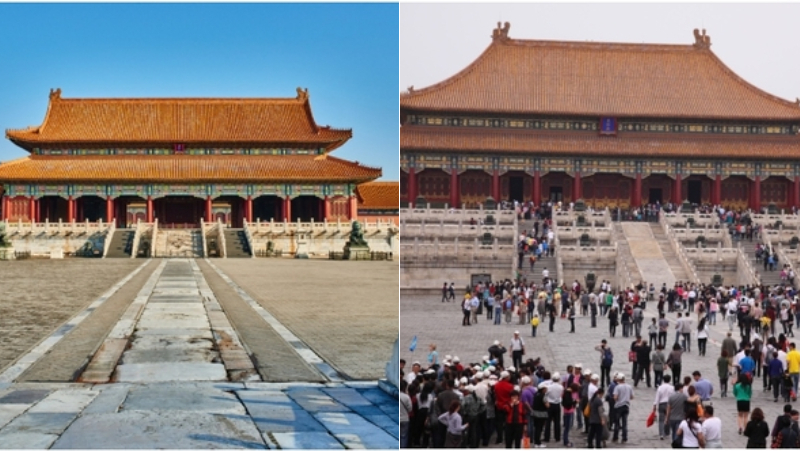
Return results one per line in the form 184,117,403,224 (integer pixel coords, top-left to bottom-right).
674,409,705,448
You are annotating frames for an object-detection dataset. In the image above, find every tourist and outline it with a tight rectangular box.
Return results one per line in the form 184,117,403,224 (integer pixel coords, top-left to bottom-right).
441,283,449,303
461,385,485,448
568,303,576,333
633,336,652,388
494,371,514,444
701,405,723,448
595,339,613,389
652,374,674,440
717,349,731,398
531,313,540,337
400,380,412,448
652,343,667,387
681,313,693,353
658,313,669,347
666,343,684,384
722,332,739,365
427,344,439,370
666,382,687,442
489,340,507,368
531,382,548,448
744,408,770,448
647,318,658,349
770,404,793,446
504,389,526,449
510,331,525,370
415,381,435,448
494,294,503,325
543,372,563,443
462,296,472,326
675,409,705,448
771,409,800,448
697,318,709,356
607,306,618,338
562,383,579,448
611,373,632,444
769,351,785,402
587,387,605,449
734,373,753,435
786,342,800,398
692,371,714,402
439,399,469,448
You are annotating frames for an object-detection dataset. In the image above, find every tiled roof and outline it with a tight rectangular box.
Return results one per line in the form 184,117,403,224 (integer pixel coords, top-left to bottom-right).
0,154,381,183
356,181,398,209
401,125,800,160
401,28,800,120
6,88,352,151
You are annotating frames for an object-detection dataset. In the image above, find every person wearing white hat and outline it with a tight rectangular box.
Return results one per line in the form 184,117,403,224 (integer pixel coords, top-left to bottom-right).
544,372,564,443
611,373,633,444
404,361,421,386
531,382,549,447
494,370,514,444
489,340,507,368
510,331,526,370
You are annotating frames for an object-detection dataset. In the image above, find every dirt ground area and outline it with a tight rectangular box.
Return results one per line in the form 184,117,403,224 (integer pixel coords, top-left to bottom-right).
0,259,145,373
212,258,399,380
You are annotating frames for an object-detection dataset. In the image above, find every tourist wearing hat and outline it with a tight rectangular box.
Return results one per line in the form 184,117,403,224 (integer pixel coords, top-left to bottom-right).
489,340,507,369
510,331,525,370
494,371,514,444
588,386,606,449
611,373,633,444
461,384,485,448
531,383,549,448
544,372,564,443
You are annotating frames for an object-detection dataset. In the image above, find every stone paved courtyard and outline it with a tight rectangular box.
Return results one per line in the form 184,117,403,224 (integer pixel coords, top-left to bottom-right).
402,293,796,448
0,258,398,448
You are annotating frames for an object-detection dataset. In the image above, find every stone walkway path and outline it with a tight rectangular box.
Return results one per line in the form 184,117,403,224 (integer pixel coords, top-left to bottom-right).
0,259,398,448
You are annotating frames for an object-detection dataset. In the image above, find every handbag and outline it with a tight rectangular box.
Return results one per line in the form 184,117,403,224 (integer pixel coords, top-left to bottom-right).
583,403,590,417
628,351,637,363
646,410,656,428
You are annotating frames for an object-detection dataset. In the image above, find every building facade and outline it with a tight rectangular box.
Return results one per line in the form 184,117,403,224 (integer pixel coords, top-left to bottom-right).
400,25,800,211
0,88,382,227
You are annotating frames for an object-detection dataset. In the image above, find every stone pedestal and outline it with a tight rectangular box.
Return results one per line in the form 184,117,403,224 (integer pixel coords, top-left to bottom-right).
343,244,370,260
0,248,14,260
295,236,309,259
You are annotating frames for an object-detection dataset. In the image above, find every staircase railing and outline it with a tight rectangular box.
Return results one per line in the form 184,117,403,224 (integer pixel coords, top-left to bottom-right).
102,220,116,258
150,219,159,257
613,223,636,291
775,244,797,289
218,220,227,258
200,218,208,258
243,221,256,258
737,240,762,286
130,221,142,259
659,212,701,284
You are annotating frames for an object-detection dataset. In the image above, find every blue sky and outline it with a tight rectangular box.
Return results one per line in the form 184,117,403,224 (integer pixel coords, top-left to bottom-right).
0,3,399,180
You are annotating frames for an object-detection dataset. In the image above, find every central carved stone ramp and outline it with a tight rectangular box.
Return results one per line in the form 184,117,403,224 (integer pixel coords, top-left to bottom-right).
620,222,678,290
113,259,227,382
155,229,204,258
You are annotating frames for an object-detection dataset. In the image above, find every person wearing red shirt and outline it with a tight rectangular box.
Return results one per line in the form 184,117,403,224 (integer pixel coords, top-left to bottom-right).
494,371,514,444
505,390,527,448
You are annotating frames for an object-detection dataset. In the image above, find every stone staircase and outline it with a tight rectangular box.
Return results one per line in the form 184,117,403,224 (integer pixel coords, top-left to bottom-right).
224,229,251,258
154,229,204,258
650,222,691,284
105,229,135,258
517,218,558,283
742,241,781,286
612,223,643,287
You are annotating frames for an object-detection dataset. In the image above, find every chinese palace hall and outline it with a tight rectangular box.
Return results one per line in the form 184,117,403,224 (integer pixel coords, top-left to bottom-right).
0,88,394,227
400,24,800,211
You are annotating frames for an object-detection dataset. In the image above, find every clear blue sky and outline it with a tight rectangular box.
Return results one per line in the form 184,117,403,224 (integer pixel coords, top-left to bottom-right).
0,3,399,180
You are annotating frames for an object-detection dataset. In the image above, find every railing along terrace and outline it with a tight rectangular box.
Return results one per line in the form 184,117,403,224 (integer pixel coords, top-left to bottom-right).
659,212,701,284
3,219,113,237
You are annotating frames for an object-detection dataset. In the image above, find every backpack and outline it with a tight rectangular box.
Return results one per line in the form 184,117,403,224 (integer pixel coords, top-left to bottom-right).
562,390,575,409
602,347,613,367
779,424,800,448
461,393,482,419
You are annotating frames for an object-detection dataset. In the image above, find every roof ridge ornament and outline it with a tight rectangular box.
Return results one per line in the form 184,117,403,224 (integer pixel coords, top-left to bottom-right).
492,22,511,43
693,28,711,49
49,88,62,100
296,87,309,101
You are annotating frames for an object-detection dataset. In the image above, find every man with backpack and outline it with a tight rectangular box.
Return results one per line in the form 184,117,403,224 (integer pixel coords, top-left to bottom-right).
772,409,800,448
595,340,613,389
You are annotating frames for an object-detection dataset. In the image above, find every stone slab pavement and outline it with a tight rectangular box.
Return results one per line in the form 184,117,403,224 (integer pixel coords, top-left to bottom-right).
402,293,796,448
0,381,397,449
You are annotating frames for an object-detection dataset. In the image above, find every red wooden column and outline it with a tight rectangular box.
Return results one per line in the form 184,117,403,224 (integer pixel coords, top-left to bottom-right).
245,195,253,223
283,196,292,221
323,196,331,220
106,196,114,223
449,170,459,208
532,171,541,207
674,174,682,204
67,196,75,222
492,170,500,201
204,196,212,223
76,199,83,222
712,175,721,206
751,176,762,211
1,195,7,221
407,167,417,206
793,176,800,210
146,196,153,223
573,172,582,202
633,173,643,207
348,195,358,220
28,197,36,223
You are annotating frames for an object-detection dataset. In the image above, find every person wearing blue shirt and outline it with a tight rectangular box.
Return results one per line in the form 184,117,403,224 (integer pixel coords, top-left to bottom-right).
739,349,756,376
768,351,785,402
691,371,714,401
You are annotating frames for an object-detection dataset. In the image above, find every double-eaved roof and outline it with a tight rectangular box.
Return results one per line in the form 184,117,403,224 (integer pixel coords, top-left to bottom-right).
401,25,800,121
1,89,382,184
8,88,352,151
